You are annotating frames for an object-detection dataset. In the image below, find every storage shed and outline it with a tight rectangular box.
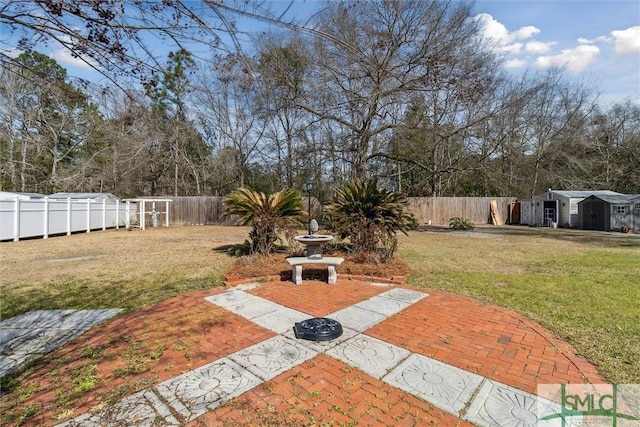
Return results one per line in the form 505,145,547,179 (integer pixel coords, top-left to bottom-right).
48,192,120,202
578,194,640,232
0,192,46,200
532,189,622,228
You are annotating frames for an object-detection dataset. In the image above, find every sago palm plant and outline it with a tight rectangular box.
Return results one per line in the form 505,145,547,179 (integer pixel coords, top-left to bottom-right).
324,178,414,262
224,187,304,255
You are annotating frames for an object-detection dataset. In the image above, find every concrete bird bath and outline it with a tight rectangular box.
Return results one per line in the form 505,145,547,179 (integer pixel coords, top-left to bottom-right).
295,218,333,258
294,234,333,259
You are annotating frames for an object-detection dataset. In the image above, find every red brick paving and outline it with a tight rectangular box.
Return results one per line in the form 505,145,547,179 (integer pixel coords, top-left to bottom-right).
11,289,275,426
249,280,390,317
366,288,606,394
7,281,605,426
187,354,474,427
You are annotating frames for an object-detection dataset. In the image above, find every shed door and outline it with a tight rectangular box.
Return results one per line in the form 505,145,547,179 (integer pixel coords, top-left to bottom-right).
543,201,558,226
582,200,605,230
520,202,531,225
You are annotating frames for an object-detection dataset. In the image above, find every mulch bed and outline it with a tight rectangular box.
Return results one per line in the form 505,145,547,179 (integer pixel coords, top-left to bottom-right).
224,252,411,286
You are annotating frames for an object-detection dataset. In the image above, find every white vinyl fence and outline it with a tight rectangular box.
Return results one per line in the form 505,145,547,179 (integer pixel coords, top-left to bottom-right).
0,197,139,241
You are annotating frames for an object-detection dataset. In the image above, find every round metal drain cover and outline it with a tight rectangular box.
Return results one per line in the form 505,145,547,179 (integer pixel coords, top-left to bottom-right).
294,317,343,341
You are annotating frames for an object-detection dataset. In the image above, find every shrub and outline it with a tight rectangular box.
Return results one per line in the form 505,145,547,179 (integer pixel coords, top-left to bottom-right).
224,187,304,255
324,178,414,263
449,217,475,230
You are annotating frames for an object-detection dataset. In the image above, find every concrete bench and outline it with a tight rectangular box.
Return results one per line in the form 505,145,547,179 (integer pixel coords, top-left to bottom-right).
286,256,345,285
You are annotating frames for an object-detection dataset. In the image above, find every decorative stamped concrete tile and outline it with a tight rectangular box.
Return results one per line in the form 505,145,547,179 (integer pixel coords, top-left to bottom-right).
157,358,262,421
1,309,122,376
251,307,310,334
282,327,359,353
383,353,483,415
56,389,180,426
328,306,387,332
205,289,254,308
379,288,428,304
0,309,76,329
354,296,411,317
465,379,569,427
55,412,101,427
0,309,121,330
228,335,317,381
59,309,123,330
326,335,410,379
0,354,32,377
225,298,284,320
1,328,80,354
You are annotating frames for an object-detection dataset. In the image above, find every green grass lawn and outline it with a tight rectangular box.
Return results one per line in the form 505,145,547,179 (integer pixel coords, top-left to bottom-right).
399,226,640,384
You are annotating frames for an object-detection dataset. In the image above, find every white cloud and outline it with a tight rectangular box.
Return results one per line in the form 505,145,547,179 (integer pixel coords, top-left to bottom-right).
474,13,540,53
535,44,600,72
578,35,613,45
50,48,98,70
504,58,527,69
611,26,640,54
513,26,540,40
525,40,556,54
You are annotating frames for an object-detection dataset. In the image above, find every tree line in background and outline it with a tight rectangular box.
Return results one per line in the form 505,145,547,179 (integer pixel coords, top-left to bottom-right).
1,1,639,201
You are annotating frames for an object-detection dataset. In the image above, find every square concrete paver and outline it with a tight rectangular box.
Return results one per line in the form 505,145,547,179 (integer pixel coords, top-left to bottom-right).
379,288,428,304
383,353,484,415
224,298,284,320
328,305,387,332
251,307,310,334
56,389,180,426
326,334,410,379
0,308,122,377
156,358,262,421
228,335,318,381
204,290,254,307
464,379,572,427
353,295,412,316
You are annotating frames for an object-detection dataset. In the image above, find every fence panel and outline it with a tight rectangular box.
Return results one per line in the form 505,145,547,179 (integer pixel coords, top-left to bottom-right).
169,197,237,226
166,196,516,227
2,196,518,239
0,198,134,241
406,197,516,225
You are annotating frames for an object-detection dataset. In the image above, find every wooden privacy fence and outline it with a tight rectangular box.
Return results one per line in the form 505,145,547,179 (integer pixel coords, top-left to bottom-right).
406,197,516,226
168,196,516,226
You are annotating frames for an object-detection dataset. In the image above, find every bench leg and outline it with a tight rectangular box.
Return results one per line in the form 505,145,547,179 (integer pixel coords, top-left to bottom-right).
327,265,337,284
292,265,303,285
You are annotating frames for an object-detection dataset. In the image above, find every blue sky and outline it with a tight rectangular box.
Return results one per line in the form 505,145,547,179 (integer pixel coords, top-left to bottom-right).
5,1,639,105
471,0,640,105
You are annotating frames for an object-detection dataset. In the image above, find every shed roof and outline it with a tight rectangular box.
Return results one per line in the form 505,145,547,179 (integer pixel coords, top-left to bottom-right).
578,194,639,204
0,191,47,200
547,190,622,198
48,192,119,201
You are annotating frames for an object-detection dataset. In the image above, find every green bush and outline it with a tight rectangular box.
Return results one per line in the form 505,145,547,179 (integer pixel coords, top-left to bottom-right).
324,178,414,263
449,217,475,230
224,187,304,255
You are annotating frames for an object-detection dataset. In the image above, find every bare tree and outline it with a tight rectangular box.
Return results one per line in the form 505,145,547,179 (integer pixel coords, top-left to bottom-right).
254,33,313,188
295,1,490,181
193,54,266,189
